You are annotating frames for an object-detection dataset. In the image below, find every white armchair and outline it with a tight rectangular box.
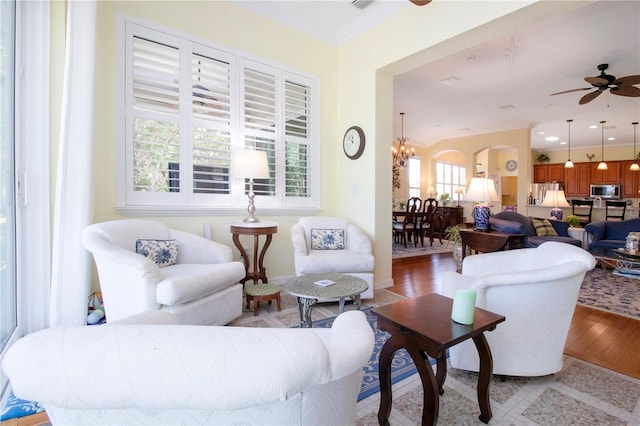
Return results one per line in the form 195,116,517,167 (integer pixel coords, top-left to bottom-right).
83,219,245,325
442,241,595,377
291,216,374,299
3,311,374,426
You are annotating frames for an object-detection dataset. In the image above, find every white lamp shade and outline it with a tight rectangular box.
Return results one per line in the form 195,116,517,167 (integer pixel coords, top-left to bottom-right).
231,150,270,179
540,190,571,208
462,178,500,203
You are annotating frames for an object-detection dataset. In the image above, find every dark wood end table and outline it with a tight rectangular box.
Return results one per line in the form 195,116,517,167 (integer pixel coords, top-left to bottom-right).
230,221,278,285
460,228,524,259
373,293,505,425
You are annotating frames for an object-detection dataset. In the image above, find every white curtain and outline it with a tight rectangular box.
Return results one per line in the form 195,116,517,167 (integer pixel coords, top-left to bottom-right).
50,0,97,327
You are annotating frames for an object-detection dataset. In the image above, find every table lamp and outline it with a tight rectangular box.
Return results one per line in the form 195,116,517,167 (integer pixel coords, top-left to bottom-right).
231,150,270,223
462,177,500,231
540,189,570,220
454,187,464,207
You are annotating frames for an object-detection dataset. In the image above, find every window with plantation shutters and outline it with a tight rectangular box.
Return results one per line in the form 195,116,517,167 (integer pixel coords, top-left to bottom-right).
119,18,319,212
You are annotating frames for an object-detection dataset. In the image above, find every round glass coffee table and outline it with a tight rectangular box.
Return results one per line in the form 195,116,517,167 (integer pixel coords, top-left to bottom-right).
284,273,369,328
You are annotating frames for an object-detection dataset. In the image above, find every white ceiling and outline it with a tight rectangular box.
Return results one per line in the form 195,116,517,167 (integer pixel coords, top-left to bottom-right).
233,0,640,152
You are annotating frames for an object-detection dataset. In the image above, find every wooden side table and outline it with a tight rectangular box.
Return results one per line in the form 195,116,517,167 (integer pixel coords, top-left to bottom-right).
460,228,524,259
230,221,278,285
374,293,505,425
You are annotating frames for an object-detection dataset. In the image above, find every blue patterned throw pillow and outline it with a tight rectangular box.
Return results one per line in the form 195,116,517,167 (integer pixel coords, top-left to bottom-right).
135,239,178,267
311,229,345,250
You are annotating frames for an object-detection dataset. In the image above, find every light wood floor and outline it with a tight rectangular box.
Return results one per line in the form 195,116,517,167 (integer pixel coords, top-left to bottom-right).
390,252,640,380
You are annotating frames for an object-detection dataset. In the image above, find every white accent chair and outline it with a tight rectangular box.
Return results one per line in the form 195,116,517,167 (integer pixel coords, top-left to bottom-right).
3,311,374,426
83,219,245,325
291,216,375,299
442,241,596,377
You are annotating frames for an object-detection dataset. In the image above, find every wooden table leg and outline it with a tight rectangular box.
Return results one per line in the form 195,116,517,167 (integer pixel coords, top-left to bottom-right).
377,335,401,426
232,233,250,285
472,333,494,424
378,326,441,426
256,233,273,283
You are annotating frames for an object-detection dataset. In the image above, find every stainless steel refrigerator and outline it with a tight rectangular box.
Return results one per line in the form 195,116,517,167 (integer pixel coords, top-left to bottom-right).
530,183,560,205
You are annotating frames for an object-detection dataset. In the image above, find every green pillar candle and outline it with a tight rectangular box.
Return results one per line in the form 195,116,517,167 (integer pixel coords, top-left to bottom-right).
451,289,477,325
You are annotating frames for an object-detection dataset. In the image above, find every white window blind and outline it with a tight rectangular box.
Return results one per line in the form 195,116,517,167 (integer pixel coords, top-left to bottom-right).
119,18,319,212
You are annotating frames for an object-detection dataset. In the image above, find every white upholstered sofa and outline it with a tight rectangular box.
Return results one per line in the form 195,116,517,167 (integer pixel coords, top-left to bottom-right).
442,241,595,377
83,219,245,325
291,216,375,299
3,310,374,425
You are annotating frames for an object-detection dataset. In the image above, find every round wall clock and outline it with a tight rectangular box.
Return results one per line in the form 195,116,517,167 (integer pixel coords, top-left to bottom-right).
505,159,518,172
343,126,365,160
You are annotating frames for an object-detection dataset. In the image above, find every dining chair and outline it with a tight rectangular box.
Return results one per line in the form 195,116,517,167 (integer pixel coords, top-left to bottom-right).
392,197,421,248
418,198,443,246
571,199,594,226
605,200,626,221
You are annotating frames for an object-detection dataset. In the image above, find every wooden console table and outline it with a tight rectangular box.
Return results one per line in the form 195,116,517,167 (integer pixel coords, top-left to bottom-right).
230,221,278,285
460,229,524,259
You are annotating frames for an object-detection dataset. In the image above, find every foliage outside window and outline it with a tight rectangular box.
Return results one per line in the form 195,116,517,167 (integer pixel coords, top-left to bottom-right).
408,157,421,198
119,18,319,212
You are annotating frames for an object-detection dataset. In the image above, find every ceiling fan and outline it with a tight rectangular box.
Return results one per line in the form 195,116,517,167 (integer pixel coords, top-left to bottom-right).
551,64,640,105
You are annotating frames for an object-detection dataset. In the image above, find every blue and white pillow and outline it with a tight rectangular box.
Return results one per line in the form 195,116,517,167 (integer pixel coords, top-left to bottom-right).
135,239,178,267
311,229,345,250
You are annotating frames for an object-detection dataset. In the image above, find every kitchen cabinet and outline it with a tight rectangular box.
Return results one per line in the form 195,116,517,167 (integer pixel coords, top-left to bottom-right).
590,161,620,184
533,164,564,183
564,162,591,197
621,161,640,198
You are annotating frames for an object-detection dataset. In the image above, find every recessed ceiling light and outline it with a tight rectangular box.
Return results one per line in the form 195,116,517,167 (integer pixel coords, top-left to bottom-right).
589,125,598,129
538,131,545,135
608,137,615,141
498,104,515,110
467,55,480,62
457,128,472,132
440,76,461,86
545,136,559,142
560,141,567,145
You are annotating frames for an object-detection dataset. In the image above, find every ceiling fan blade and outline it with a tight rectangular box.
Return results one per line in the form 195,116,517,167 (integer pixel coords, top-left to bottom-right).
584,76,609,85
614,75,640,86
611,85,640,97
409,0,432,5
579,90,603,105
550,87,592,96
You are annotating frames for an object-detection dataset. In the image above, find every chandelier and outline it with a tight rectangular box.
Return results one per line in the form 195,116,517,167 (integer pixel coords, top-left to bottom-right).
392,112,414,168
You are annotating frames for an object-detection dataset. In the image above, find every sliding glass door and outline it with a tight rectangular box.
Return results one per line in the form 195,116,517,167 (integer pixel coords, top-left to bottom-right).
0,0,17,351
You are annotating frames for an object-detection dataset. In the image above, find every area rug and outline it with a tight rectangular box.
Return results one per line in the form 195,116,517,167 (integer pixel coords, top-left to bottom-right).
578,268,640,320
312,307,423,401
392,241,452,259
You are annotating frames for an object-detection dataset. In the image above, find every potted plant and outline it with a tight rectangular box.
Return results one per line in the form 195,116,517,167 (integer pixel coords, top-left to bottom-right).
566,214,580,228
444,224,464,271
439,193,450,206
536,153,550,163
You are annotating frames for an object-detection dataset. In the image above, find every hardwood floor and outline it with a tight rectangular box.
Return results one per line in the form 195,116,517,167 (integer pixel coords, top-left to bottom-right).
390,252,640,380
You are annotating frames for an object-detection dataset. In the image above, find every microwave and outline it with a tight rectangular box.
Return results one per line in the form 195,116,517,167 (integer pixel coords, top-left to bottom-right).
590,184,621,199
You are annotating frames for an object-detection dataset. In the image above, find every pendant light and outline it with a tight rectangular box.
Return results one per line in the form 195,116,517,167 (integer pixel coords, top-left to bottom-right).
630,122,640,171
564,119,574,168
597,120,608,171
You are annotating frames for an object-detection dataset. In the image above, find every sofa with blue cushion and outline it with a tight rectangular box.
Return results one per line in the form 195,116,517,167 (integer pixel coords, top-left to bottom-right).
584,218,640,251
489,211,582,248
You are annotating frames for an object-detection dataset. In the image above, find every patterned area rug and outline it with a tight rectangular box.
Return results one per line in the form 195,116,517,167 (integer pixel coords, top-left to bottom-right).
230,289,640,425
579,268,640,319
392,240,452,259
312,307,423,401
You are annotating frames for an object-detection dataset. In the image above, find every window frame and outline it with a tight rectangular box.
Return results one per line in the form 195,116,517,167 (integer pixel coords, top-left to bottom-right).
435,160,465,200
116,15,321,216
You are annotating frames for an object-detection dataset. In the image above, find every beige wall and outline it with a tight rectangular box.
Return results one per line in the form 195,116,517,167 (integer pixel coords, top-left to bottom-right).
54,0,594,292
